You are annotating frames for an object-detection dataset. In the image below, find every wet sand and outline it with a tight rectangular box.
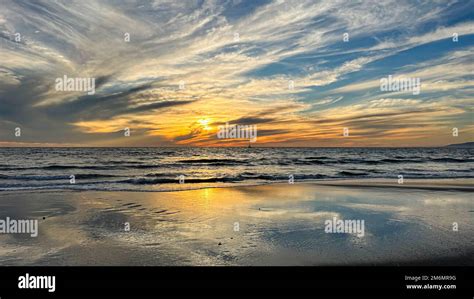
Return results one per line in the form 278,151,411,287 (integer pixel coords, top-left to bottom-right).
0,179,473,266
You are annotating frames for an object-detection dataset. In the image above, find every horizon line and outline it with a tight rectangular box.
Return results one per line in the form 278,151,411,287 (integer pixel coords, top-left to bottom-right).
0,145,472,149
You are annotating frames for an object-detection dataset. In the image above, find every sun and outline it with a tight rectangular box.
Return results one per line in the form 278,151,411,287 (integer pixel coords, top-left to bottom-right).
197,118,212,131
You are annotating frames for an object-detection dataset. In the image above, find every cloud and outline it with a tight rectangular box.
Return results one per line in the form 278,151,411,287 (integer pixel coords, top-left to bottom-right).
0,0,472,146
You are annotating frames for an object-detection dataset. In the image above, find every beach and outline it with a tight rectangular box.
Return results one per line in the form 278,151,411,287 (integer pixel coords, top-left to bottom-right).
0,179,473,266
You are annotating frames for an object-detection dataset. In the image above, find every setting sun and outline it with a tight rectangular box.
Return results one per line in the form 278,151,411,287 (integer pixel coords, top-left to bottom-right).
198,118,212,131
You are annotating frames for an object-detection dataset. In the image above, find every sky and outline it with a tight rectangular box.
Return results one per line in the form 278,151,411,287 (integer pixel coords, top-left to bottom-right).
0,0,473,147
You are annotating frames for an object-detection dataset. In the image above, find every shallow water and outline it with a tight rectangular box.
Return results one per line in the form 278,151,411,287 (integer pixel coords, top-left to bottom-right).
0,183,472,265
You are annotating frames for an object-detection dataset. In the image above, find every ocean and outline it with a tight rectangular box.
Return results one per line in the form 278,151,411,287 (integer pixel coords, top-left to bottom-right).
0,147,472,192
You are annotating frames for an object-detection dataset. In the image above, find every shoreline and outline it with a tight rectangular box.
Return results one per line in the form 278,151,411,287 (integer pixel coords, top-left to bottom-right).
309,178,474,192
1,178,472,195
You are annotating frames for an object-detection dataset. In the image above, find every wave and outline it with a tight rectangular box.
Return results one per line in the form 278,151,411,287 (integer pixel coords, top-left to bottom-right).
334,158,472,165
0,174,472,192
0,147,472,192
1,156,470,172
176,159,248,165
0,164,159,171
0,173,122,181
338,171,369,176
430,158,473,163
237,173,327,180
303,156,331,160
0,165,114,171
294,159,326,165
120,177,240,185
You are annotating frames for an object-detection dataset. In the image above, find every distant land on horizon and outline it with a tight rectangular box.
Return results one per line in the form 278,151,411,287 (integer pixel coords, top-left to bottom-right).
445,142,474,148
